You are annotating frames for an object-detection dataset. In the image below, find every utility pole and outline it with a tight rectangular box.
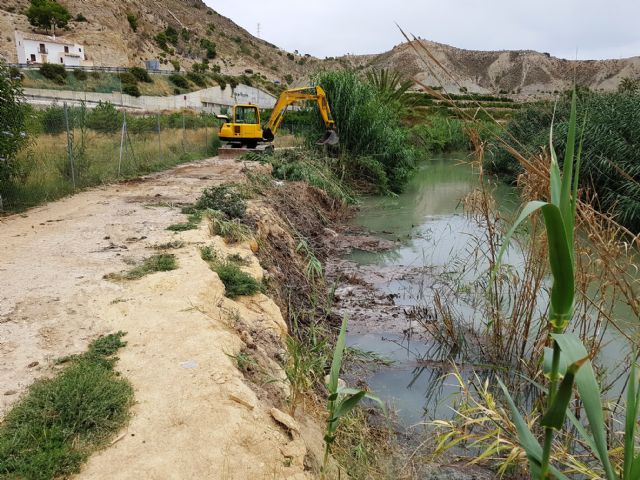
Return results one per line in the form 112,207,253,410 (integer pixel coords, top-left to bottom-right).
256,23,261,38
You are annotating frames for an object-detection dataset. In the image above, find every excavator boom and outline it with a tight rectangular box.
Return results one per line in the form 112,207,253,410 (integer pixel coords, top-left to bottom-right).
262,86,338,145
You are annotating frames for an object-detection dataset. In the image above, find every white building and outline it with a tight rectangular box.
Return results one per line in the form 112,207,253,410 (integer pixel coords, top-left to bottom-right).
14,31,85,67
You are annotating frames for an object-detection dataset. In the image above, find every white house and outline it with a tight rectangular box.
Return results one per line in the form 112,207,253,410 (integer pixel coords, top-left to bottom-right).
14,31,85,67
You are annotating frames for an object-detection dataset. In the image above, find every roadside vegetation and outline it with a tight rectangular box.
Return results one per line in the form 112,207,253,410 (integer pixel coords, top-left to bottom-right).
0,332,133,479
0,91,221,211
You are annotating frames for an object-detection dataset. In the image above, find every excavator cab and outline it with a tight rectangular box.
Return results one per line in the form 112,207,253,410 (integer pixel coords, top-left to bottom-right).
218,104,263,148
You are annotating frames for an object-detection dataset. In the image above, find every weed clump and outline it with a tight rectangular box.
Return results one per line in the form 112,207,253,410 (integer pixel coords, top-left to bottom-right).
199,246,261,298
207,210,252,243
0,332,133,479
167,210,203,232
195,184,247,219
212,261,263,298
105,253,177,280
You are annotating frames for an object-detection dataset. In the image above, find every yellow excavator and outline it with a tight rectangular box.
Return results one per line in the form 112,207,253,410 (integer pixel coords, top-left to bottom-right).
217,86,339,150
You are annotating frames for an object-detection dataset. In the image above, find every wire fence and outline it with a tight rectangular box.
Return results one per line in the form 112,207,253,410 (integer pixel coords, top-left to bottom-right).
2,100,220,211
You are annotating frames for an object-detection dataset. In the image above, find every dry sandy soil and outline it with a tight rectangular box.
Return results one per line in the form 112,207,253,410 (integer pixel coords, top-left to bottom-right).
0,157,321,479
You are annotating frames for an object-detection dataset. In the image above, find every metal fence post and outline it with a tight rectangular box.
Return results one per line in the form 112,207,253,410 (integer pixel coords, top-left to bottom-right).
204,114,208,156
118,109,127,176
157,112,162,162
64,102,76,190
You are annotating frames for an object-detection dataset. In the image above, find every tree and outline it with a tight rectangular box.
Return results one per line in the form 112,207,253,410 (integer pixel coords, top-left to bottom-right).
618,77,639,94
0,61,29,201
26,0,71,31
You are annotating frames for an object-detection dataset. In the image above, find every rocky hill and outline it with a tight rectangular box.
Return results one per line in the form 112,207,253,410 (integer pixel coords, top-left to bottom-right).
1,0,638,96
343,39,640,97
0,0,322,84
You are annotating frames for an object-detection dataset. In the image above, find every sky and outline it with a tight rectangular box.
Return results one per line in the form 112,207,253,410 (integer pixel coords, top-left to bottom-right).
204,0,640,60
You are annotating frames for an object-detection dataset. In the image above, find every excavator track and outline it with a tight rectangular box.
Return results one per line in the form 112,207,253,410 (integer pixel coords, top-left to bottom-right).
217,144,274,160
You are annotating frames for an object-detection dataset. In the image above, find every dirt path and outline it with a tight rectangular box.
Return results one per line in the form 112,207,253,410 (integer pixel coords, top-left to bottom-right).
0,158,316,479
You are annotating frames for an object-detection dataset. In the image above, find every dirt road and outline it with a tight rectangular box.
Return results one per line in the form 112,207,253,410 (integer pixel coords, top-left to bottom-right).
0,158,316,479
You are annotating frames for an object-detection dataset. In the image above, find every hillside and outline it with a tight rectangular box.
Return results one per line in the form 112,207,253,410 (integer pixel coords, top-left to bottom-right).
0,0,321,84
1,0,639,97
346,39,640,97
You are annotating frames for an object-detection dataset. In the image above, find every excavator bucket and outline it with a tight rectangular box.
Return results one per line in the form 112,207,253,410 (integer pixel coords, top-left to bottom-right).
317,129,339,146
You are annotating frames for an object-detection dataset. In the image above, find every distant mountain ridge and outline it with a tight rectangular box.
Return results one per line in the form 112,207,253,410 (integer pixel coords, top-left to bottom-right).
349,39,640,97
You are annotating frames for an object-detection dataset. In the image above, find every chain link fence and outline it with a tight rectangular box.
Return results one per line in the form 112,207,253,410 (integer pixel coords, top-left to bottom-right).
3,99,220,211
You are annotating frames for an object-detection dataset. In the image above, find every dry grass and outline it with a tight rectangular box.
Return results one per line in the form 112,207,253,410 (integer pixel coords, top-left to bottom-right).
4,127,214,210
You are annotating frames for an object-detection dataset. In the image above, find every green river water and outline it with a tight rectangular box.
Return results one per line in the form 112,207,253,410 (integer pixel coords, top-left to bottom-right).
344,154,637,427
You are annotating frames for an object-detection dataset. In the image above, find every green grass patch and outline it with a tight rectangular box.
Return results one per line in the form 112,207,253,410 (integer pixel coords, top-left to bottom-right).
167,210,203,232
0,332,133,480
211,261,263,298
199,245,217,262
105,253,177,280
199,247,261,298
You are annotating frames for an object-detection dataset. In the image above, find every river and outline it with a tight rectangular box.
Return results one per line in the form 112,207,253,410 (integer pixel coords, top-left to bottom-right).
340,153,637,428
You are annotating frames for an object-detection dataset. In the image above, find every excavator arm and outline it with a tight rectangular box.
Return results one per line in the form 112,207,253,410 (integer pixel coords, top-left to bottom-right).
262,86,338,145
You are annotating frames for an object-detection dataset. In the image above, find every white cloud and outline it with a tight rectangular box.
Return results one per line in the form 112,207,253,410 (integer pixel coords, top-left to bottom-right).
204,0,639,60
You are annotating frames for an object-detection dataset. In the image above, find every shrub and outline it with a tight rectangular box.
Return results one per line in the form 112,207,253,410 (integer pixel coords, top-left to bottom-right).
489,92,640,232
213,74,226,90
169,74,188,89
192,62,207,74
118,72,137,85
164,26,178,45
40,103,66,134
170,60,180,72
85,101,120,133
315,70,415,191
180,27,190,41
39,63,66,84
186,72,206,87
408,115,469,153
26,0,70,30
9,67,23,81
129,66,151,83
122,83,140,97
195,184,246,218
287,53,294,61
0,60,28,185
284,74,293,84
126,13,137,31
75,13,86,22
72,69,87,80
154,32,168,51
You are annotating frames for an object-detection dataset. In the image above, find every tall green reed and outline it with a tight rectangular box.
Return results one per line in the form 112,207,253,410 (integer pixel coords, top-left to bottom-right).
497,90,640,478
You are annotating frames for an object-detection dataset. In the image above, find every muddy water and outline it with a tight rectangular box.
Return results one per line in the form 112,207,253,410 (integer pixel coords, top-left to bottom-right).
343,154,512,426
342,154,636,428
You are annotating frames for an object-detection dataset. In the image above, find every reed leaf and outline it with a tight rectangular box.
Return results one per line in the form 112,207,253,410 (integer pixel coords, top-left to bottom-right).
552,333,617,479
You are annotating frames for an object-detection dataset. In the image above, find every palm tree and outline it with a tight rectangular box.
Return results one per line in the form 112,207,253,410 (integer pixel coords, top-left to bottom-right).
618,77,639,94
366,68,414,105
